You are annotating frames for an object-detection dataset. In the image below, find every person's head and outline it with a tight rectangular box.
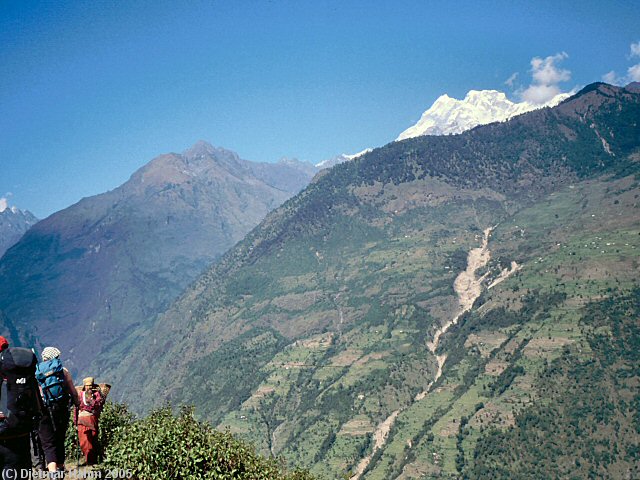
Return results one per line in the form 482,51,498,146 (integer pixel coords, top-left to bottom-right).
83,377,97,391
0,336,8,352
42,346,61,361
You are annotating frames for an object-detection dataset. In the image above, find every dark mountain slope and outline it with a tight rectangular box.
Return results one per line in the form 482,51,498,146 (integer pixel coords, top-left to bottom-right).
0,142,316,372
135,83,635,315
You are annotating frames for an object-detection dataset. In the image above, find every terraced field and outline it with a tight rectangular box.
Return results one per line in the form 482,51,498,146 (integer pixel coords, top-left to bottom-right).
217,175,639,479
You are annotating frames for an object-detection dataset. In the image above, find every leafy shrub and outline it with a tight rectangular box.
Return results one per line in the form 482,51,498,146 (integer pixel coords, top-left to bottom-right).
99,401,136,454
103,405,314,479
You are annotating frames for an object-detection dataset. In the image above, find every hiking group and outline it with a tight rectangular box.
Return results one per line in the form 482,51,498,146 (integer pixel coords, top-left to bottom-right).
0,336,108,478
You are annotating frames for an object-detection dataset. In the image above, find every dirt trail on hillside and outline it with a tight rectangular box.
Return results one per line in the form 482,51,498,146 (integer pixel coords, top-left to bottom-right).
488,260,520,289
350,228,493,480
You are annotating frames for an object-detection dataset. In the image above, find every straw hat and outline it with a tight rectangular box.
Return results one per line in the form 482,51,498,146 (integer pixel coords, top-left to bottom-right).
83,377,97,390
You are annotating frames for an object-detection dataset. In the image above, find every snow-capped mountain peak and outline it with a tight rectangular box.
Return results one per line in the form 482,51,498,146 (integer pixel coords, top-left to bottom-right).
315,148,373,169
315,88,571,171
0,201,38,257
344,148,373,161
396,89,570,140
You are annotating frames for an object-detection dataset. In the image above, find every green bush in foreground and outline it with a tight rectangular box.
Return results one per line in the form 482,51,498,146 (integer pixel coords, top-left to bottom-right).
100,401,137,454
103,405,314,480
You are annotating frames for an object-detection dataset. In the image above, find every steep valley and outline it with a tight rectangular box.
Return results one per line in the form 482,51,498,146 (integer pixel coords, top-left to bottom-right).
103,84,640,478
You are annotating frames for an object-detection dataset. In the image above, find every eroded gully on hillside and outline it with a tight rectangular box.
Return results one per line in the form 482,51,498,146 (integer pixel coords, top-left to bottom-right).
351,227,502,480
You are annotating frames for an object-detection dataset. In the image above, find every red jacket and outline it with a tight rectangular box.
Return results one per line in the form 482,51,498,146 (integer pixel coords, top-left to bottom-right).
76,389,104,430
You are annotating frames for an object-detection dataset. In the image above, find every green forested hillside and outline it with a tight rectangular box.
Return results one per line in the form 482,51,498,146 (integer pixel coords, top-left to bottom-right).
363,176,639,479
469,290,639,480
106,83,640,478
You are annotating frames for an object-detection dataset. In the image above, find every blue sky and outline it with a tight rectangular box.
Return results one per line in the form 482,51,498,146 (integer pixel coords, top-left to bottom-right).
1,0,639,218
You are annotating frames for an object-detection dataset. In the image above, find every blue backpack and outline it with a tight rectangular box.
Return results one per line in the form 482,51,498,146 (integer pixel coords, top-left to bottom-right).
35,358,69,406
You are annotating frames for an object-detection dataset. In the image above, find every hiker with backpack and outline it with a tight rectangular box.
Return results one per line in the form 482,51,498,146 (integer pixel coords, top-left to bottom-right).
0,336,8,417
0,335,41,477
36,346,79,475
75,377,106,466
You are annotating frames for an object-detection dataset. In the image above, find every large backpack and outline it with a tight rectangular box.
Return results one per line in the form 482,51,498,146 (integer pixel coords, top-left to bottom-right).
0,347,41,438
35,357,69,406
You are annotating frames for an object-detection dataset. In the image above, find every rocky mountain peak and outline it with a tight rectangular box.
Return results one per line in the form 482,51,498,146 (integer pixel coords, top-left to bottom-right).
315,148,373,169
127,142,251,191
0,202,37,223
0,204,38,258
625,81,640,93
0,140,319,371
183,139,218,158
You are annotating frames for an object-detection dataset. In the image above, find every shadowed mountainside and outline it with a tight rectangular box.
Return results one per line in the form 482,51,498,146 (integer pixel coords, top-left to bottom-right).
0,141,317,372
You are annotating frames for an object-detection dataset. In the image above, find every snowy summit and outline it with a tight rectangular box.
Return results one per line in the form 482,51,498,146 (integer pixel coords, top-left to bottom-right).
316,89,570,171
396,90,570,140
315,148,373,169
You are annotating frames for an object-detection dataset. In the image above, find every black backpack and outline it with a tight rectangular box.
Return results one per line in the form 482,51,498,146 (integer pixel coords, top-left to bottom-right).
0,347,41,438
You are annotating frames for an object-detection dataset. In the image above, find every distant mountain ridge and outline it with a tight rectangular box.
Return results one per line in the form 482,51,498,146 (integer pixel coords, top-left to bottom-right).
0,204,38,258
0,141,317,372
396,89,570,140
250,156,320,193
